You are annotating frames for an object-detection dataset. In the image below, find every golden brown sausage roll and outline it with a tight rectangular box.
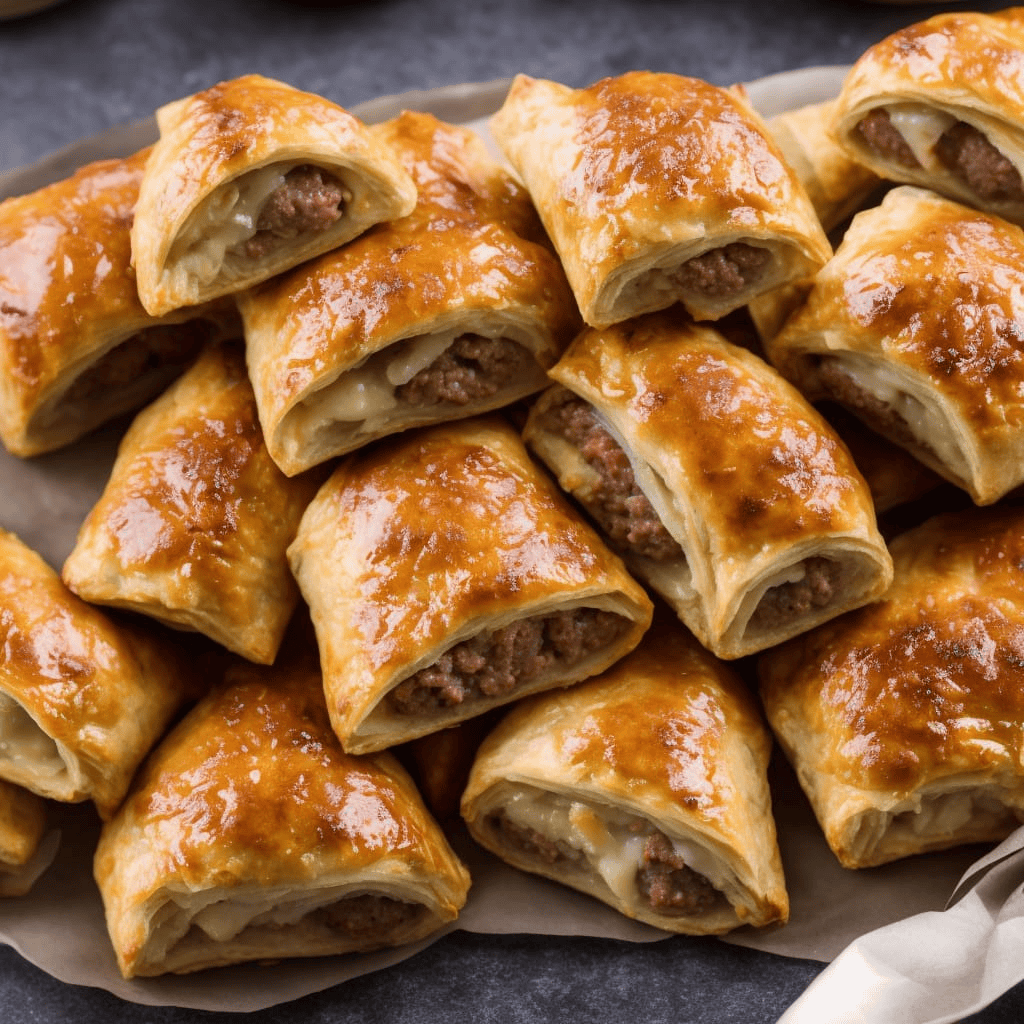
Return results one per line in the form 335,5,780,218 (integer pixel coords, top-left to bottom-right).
0,529,189,819
760,506,1024,869
238,109,580,477
131,74,417,316
288,415,653,754
461,610,788,934
489,71,831,328
0,148,235,457
523,309,892,659
94,653,470,978
61,342,320,665
832,8,1024,224
0,779,50,897
766,185,1024,506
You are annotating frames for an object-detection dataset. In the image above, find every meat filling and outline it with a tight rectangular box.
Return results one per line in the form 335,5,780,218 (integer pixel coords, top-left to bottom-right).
934,121,1024,203
749,555,841,631
855,108,921,169
395,335,535,407
317,894,423,940
856,108,1024,203
387,607,628,715
243,164,350,260
672,242,771,298
537,393,683,562
62,318,215,407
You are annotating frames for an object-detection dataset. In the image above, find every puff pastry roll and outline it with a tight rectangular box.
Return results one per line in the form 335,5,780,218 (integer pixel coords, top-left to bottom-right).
767,185,1024,506
94,654,470,977
0,529,189,819
0,148,235,457
462,610,788,934
239,110,580,476
523,309,892,659
0,779,51,897
489,71,831,328
760,506,1024,869
832,8,1024,224
61,342,319,664
288,415,653,754
131,74,417,316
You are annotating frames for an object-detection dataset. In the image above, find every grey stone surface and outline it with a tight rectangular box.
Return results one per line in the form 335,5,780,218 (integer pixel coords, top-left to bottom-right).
1,0,1023,1021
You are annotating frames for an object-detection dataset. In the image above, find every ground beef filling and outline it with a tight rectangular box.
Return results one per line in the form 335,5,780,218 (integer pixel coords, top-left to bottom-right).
934,121,1024,203
243,164,350,259
494,814,719,915
317,894,423,940
537,393,683,562
855,108,921,169
636,832,720,915
62,318,215,407
672,242,771,298
856,108,1024,203
395,335,534,406
749,555,841,631
388,607,628,715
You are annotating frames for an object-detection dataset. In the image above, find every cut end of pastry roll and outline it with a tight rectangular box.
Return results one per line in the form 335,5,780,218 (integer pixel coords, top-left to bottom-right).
61,342,320,665
831,10,1024,226
288,415,653,753
523,311,893,659
131,74,418,316
240,109,580,476
759,506,1024,869
0,778,52,897
767,185,1024,506
94,657,470,978
489,72,831,328
462,613,789,934
0,147,239,458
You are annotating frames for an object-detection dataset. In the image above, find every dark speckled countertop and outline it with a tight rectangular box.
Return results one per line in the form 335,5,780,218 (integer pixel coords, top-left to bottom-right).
1,1,1023,1021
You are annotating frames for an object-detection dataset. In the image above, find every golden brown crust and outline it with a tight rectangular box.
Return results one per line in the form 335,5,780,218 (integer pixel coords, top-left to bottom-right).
832,9,1024,223
288,415,653,754
131,74,417,316
0,148,234,457
239,109,581,476
523,309,892,658
759,506,1024,868
462,611,788,934
490,71,831,326
767,186,1024,505
94,655,470,978
61,342,320,664
0,529,189,819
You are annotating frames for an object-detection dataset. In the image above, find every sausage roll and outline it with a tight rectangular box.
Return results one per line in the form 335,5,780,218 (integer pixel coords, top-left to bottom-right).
60,342,321,665
131,74,417,316
523,309,892,660
489,71,831,328
0,529,189,819
94,654,470,978
288,415,653,754
0,779,50,897
239,110,580,477
766,185,1024,506
832,8,1024,225
0,148,234,458
461,610,788,935
760,506,1024,869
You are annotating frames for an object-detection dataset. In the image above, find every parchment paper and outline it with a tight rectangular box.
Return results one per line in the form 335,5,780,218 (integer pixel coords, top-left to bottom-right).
1,65,1022,1015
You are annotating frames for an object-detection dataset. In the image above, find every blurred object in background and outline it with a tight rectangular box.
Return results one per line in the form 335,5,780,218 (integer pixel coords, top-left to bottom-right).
0,0,67,18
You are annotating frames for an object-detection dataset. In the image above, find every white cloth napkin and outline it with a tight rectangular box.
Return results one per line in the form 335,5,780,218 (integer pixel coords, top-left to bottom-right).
778,828,1024,1024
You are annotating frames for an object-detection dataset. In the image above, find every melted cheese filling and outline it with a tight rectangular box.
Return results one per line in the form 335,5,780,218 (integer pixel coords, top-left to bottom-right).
172,163,294,286
822,353,969,481
883,104,958,171
500,787,724,906
0,692,65,780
